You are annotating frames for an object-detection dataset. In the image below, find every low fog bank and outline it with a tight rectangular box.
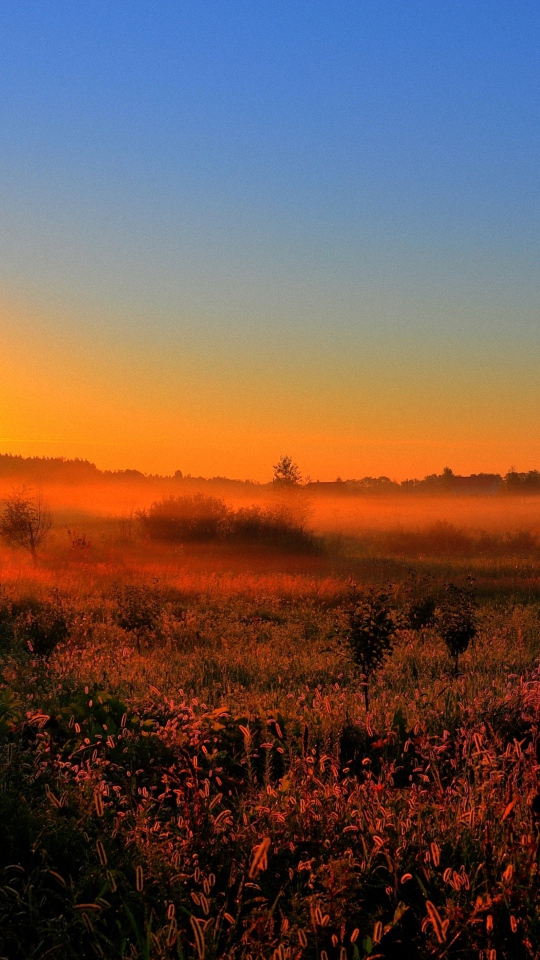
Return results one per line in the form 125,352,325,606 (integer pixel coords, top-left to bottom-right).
2,478,540,538
3,455,540,535
310,494,540,536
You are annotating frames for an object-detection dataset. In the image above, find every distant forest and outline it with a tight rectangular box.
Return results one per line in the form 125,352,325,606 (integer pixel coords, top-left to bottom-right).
1,453,540,496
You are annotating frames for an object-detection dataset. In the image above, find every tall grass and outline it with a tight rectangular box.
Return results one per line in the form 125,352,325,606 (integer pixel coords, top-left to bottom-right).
2,533,540,957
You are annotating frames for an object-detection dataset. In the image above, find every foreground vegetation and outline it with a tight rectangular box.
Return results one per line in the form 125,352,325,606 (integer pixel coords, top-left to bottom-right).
2,514,540,958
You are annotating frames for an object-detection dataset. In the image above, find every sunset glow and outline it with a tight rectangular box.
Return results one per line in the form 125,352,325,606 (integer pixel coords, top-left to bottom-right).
1,3,538,481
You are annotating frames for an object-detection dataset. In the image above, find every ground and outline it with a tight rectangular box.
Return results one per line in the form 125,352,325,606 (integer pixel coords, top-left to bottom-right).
2,494,540,958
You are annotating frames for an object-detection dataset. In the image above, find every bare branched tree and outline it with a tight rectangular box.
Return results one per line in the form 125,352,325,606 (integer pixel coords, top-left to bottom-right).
0,488,52,566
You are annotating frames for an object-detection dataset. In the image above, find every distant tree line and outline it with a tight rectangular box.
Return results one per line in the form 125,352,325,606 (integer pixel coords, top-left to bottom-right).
2,453,540,496
0,454,261,489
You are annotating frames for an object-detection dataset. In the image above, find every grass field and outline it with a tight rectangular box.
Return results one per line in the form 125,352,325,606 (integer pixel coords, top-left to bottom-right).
2,494,540,958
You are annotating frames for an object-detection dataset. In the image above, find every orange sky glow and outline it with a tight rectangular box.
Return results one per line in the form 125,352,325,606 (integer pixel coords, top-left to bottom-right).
2,296,540,482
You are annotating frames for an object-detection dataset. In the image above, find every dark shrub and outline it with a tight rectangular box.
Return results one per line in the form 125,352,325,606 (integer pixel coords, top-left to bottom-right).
400,574,437,630
114,582,162,653
502,530,539,554
436,581,477,674
340,585,399,710
14,599,69,658
138,494,231,542
407,595,437,630
229,504,320,552
138,496,321,553
67,529,92,558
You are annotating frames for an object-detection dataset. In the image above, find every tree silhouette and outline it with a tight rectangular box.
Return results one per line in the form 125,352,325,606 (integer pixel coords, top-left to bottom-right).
341,585,399,711
436,580,477,675
0,488,52,565
272,455,302,487
114,582,162,654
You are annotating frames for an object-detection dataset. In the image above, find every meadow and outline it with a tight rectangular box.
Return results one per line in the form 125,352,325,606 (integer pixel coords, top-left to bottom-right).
2,489,540,959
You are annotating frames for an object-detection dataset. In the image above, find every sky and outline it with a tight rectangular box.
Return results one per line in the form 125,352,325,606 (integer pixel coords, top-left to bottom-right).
1,1,539,481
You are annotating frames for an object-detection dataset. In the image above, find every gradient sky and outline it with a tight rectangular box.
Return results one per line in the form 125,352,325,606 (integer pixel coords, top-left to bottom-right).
1,2,539,480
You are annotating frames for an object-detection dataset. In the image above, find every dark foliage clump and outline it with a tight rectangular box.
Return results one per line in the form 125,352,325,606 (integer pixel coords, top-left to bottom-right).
436,580,477,674
114,582,162,653
399,573,437,631
229,504,319,552
407,594,437,630
139,495,321,552
138,494,231,542
67,529,92,558
14,598,69,658
340,585,399,710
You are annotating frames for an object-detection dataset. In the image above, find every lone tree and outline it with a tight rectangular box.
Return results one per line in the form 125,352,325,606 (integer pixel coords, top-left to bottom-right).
272,455,302,487
0,489,52,566
340,585,399,711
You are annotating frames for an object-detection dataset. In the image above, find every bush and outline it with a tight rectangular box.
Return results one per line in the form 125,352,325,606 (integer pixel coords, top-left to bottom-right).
14,598,69,658
436,581,477,674
138,496,321,552
138,494,231,542
114,582,162,653
340,585,399,710
399,574,437,631
228,504,319,552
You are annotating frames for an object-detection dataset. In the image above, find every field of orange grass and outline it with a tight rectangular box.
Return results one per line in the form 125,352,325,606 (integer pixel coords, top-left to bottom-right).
0,519,344,600
2,496,540,957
